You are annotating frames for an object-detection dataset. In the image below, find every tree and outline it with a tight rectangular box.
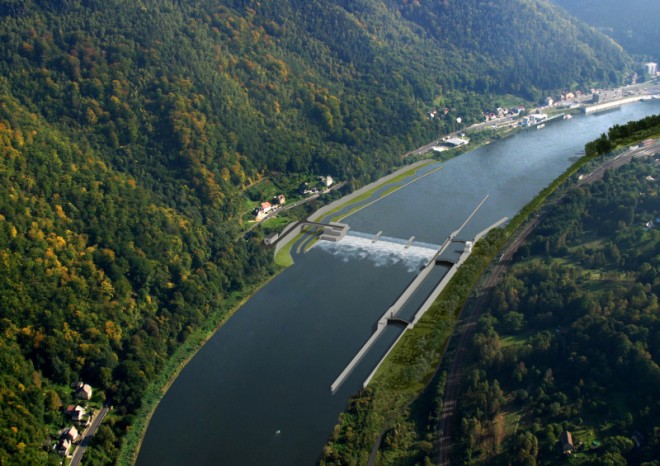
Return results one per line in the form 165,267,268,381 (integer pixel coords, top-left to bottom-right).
514,431,538,466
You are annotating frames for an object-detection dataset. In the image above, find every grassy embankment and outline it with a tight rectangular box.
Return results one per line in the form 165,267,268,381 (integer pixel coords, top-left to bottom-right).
322,126,660,464
119,160,440,463
116,272,283,465
267,129,511,267
327,165,443,223
272,161,440,267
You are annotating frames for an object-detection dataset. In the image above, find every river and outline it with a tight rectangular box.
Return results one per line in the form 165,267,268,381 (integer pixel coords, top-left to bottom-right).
136,101,660,466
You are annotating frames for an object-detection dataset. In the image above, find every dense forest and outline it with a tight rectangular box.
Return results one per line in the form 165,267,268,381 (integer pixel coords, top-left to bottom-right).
0,0,639,463
552,0,660,61
453,157,660,465
396,0,631,99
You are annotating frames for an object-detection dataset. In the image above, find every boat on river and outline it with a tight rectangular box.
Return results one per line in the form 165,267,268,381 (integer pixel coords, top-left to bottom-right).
537,123,546,129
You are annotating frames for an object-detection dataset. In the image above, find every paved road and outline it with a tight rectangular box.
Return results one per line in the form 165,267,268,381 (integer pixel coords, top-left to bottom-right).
69,406,110,466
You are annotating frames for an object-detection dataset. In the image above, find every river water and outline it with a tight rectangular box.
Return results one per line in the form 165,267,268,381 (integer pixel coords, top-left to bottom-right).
136,102,660,466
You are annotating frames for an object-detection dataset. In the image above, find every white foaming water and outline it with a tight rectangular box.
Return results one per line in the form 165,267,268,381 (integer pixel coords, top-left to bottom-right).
314,233,438,272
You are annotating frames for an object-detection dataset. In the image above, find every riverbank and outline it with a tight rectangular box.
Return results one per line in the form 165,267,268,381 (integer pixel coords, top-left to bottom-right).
119,159,440,464
116,271,283,465
320,124,660,464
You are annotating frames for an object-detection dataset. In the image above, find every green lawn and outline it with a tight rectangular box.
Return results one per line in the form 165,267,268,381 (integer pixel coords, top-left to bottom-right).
321,161,437,222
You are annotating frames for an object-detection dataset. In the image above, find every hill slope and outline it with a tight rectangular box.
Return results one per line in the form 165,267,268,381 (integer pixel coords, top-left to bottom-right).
552,0,660,60
0,0,635,462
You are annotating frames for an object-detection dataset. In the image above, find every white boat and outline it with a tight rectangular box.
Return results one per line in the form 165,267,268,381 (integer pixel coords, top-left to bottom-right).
536,123,546,129
563,114,573,119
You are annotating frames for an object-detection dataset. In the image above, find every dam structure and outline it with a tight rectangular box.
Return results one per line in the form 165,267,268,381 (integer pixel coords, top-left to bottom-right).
582,95,653,114
330,196,508,393
269,220,350,255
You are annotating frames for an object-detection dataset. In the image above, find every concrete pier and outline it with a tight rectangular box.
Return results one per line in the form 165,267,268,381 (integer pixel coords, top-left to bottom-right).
330,320,388,392
360,217,509,388
319,222,350,242
330,237,450,393
271,221,349,255
582,95,651,114
372,231,383,243
405,236,415,248
330,199,494,392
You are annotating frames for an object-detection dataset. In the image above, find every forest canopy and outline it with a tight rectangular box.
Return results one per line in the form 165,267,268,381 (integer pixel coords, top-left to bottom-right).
0,0,638,463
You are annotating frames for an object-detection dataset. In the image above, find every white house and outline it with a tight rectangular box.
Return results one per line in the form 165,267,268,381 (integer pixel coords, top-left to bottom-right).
644,62,658,76
62,425,80,443
76,383,93,400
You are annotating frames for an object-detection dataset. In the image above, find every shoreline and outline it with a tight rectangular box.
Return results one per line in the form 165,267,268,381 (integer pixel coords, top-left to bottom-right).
119,159,441,465
272,159,439,267
121,97,658,465
117,272,283,465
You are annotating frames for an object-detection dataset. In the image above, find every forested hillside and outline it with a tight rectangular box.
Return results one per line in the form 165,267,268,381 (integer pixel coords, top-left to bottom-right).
552,0,660,61
453,156,660,463
396,0,632,99
0,0,636,463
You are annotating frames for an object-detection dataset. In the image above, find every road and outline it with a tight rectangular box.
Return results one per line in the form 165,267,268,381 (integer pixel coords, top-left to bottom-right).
241,182,347,239
69,406,110,466
435,140,658,464
578,140,660,186
405,78,660,161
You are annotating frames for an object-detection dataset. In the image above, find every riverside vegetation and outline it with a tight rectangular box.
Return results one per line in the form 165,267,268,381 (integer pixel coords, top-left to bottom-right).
0,0,641,463
320,116,660,465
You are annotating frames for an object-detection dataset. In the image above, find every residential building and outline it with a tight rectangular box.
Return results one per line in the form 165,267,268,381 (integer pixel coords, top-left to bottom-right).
76,383,93,400
644,62,658,76
561,430,574,455
62,425,80,443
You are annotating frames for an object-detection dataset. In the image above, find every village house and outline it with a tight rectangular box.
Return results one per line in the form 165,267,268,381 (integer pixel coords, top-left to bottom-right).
62,425,80,443
561,430,575,455
254,201,273,221
57,437,72,457
64,404,87,423
264,232,279,246
75,383,93,400
57,425,80,456
260,201,272,213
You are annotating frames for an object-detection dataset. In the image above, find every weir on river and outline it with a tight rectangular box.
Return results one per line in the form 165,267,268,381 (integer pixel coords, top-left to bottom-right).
136,100,660,466
329,201,507,393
